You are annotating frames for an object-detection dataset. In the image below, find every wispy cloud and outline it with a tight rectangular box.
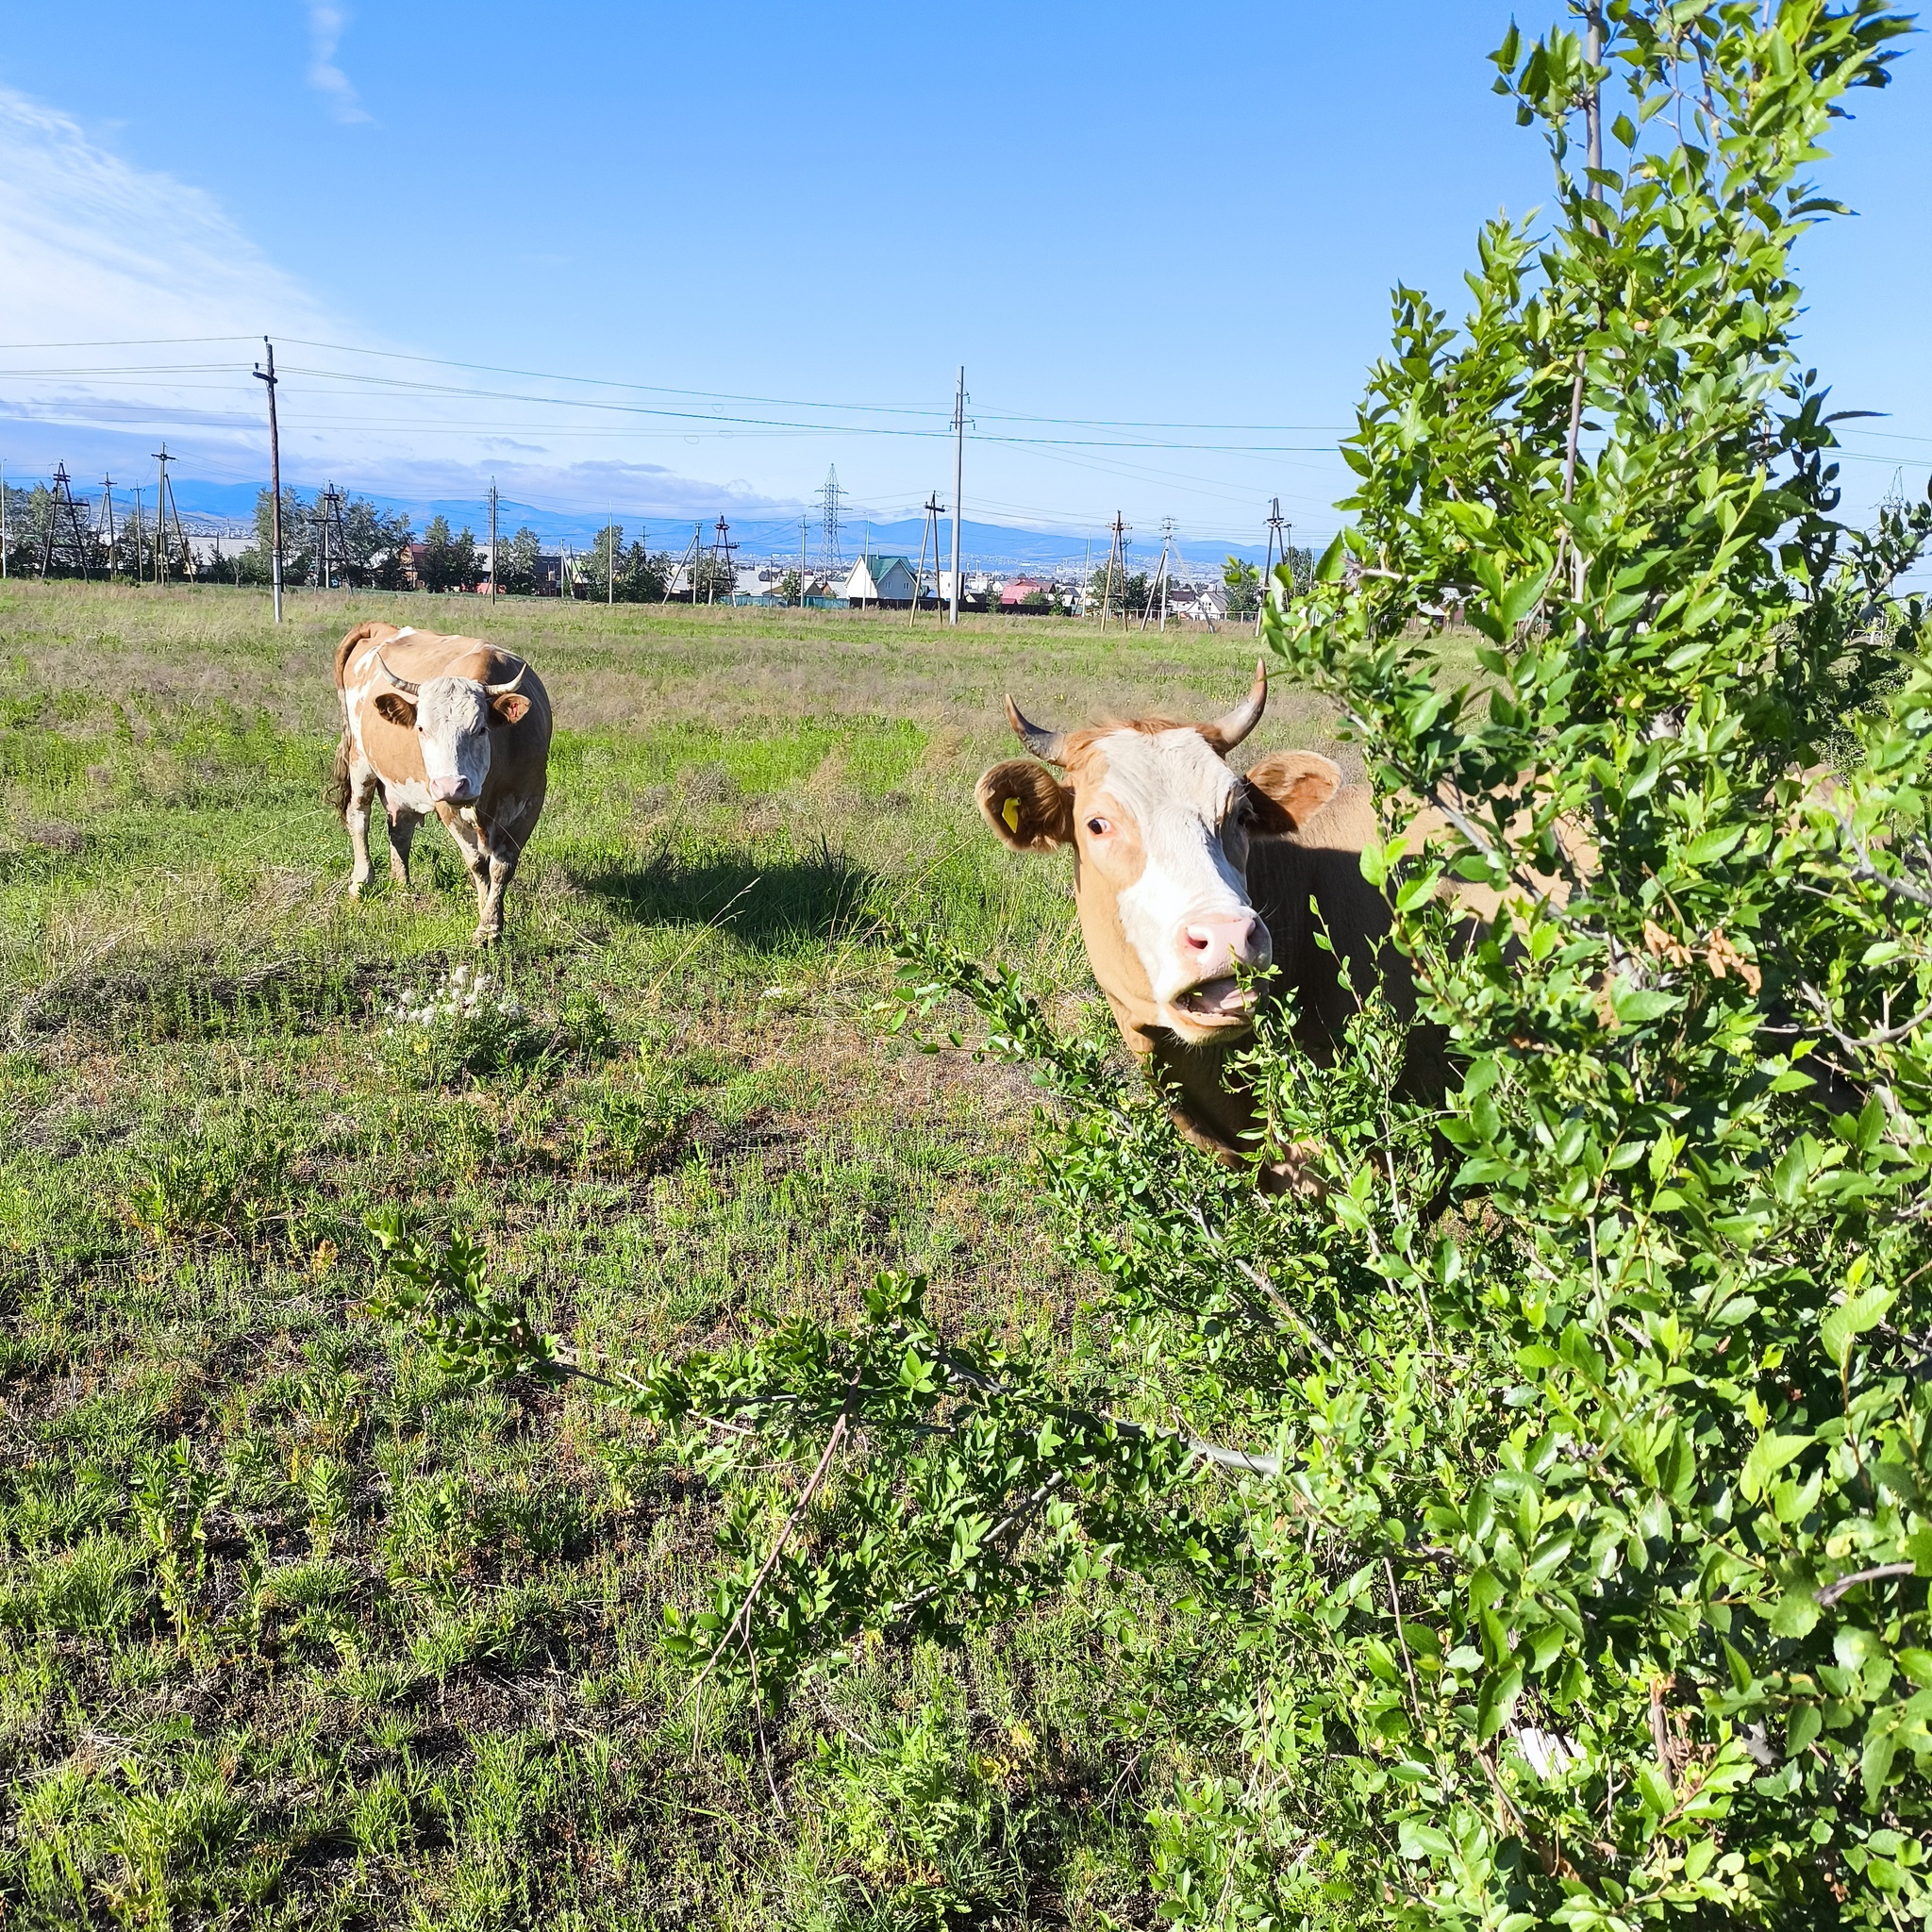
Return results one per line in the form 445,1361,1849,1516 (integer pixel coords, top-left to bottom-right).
0,86,333,349
0,85,818,524
306,4,372,125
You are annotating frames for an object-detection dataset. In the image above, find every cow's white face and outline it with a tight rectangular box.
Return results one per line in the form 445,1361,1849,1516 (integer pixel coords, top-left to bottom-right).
375,676,505,806
1081,728,1270,1023
979,707,1341,1045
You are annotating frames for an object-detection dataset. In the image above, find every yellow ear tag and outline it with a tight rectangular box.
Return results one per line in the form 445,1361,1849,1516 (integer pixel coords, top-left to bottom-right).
1002,796,1022,834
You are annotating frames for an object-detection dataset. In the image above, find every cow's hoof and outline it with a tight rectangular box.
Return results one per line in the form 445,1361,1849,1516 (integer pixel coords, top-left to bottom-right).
473,926,502,949
348,879,368,900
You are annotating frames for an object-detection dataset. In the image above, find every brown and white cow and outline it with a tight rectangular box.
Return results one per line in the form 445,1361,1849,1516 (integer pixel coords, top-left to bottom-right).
330,621,553,945
977,661,1448,1182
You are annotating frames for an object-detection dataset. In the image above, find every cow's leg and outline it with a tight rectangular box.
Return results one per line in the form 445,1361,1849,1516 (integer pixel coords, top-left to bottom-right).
387,806,425,887
439,813,499,946
475,841,521,948
345,761,382,896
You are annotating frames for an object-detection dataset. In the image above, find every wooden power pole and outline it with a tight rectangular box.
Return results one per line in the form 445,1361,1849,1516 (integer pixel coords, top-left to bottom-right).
253,340,283,623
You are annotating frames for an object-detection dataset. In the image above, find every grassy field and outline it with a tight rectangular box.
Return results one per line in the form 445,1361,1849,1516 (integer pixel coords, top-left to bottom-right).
0,581,1353,1930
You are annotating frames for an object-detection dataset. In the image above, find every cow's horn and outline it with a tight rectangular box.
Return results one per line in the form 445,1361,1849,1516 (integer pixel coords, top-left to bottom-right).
375,652,420,697
485,661,527,698
1201,659,1268,753
1005,695,1065,764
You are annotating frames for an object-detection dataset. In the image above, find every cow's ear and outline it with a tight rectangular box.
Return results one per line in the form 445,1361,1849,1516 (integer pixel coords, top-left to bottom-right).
374,692,417,728
1242,751,1341,835
491,691,531,726
977,759,1074,851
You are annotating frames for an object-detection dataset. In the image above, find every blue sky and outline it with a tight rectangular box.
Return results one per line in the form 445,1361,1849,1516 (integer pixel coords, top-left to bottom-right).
1,1,1927,559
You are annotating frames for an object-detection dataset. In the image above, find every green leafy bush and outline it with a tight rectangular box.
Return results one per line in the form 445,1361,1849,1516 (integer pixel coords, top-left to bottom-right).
376,3,1932,1923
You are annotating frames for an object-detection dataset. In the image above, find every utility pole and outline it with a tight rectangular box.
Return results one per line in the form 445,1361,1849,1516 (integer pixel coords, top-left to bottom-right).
1141,519,1176,631
798,516,808,608
948,366,965,626
41,465,92,581
663,523,701,603
815,466,847,579
130,485,144,583
152,444,178,587
710,514,737,606
253,340,283,623
321,483,347,591
1098,512,1127,632
909,491,944,626
488,479,499,605
101,475,117,579
1257,497,1291,636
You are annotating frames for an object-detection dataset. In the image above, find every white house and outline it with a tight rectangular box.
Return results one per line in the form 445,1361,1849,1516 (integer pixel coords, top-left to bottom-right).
841,554,921,606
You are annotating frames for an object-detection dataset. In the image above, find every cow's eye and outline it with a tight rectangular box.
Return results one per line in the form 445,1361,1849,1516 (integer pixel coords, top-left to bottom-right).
1085,816,1110,838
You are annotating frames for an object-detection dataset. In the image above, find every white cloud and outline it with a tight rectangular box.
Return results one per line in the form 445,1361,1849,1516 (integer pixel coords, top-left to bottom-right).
306,5,372,125
0,87,334,354
0,85,808,525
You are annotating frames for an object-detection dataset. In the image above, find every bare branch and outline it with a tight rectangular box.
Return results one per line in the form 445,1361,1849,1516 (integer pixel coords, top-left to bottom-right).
1815,1560,1917,1606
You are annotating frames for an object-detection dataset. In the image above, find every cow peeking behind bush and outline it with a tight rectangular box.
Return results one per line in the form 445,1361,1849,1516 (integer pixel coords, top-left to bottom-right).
976,661,1449,1185
329,621,553,945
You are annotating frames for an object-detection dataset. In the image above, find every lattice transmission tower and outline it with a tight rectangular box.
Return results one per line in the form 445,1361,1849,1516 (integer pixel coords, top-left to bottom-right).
816,466,846,575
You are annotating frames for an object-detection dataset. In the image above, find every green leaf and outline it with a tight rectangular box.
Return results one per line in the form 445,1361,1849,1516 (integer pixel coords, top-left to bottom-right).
1610,982,1678,1025
1787,1704,1823,1758
1862,1721,1899,1805
1399,1822,1453,1860
1498,569,1552,626
1475,1664,1524,1741
1771,1587,1823,1641
1740,1432,1810,1503
1821,1286,1893,1373
1313,532,1347,582
1896,1648,1932,1689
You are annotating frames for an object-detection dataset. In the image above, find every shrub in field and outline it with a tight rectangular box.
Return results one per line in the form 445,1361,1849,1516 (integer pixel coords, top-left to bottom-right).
377,3,1932,1923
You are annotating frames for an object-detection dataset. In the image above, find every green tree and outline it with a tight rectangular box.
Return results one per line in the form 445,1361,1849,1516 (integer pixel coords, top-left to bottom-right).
776,568,804,606
577,525,670,602
0,483,31,577
1223,555,1261,618
1088,566,1149,621
577,524,625,601
495,525,541,597
379,4,1932,1924
338,496,414,591
232,487,314,588
417,514,478,594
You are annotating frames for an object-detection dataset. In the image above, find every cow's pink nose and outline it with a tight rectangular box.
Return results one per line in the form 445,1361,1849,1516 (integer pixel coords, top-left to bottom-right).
1180,915,1269,978
428,774,468,803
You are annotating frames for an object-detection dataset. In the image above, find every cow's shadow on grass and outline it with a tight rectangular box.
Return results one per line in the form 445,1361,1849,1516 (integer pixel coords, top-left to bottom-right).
578,844,880,949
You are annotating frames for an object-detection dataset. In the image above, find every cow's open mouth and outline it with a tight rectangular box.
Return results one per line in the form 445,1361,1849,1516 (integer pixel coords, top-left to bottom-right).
1173,977,1257,1022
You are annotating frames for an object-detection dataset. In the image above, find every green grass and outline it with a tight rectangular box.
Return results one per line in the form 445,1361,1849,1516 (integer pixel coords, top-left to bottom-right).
0,580,1355,1929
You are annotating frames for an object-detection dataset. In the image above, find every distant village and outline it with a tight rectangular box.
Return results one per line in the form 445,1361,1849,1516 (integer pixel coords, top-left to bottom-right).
1,475,1257,623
